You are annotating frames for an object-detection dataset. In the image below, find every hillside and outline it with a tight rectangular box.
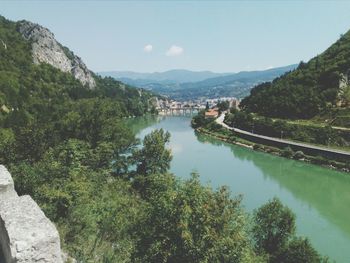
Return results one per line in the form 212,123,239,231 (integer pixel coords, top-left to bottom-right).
102,65,296,101
0,15,157,260
241,31,350,120
0,16,155,118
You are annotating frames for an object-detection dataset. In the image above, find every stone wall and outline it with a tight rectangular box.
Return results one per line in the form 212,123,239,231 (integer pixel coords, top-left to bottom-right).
0,165,63,263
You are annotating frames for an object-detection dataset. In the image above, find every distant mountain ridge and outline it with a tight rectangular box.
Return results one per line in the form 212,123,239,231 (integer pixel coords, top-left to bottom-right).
100,65,297,101
99,69,231,83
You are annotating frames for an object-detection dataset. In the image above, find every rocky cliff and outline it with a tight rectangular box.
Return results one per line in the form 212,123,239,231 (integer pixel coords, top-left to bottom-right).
0,165,63,263
17,20,96,89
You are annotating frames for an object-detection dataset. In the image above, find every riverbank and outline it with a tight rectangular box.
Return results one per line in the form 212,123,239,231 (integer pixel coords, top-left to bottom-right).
130,115,350,262
195,126,350,173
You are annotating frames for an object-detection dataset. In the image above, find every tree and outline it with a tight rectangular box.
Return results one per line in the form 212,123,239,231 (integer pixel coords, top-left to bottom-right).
205,101,209,110
191,110,212,128
277,238,324,263
217,100,230,113
252,198,296,258
281,147,294,158
132,129,172,176
132,173,260,263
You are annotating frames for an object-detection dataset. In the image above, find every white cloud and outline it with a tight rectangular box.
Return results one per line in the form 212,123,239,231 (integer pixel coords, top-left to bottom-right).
143,44,153,53
166,45,184,56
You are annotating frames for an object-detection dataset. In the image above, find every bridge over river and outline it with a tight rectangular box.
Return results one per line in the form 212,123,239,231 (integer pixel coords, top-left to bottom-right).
159,106,202,114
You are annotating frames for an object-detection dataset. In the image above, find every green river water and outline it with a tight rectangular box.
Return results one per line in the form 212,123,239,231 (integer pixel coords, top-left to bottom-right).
128,115,350,263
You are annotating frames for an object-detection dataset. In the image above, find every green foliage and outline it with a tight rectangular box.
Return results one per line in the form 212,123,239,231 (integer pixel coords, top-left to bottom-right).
132,173,256,263
0,128,15,163
293,151,305,160
217,100,230,113
281,147,294,158
277,238,324,263
251,198,326,263
132,129,172,177
10,139,144,262
207,121,223,132
224,111,350,147
225,111,254,131
253,144,264,151
311,156,329,166
252,198,296,257
191,110,213,128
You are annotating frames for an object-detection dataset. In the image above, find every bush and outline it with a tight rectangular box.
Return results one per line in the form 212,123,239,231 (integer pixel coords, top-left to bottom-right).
277,238,324,263
293,151,305,160
253,144,264,151
223,111,350,147
207,121,222,132
281,147,294,158
228,134,237,142
252,199,325,263
311,156,329,165
252,198,296,257
133,174,255,262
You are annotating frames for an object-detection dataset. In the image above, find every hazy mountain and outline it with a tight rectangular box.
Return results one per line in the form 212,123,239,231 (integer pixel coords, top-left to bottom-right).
176,64,297,95
101,65,297,101
99,69,231,83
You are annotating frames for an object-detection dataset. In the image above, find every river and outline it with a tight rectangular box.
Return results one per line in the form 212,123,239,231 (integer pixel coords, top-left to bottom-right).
127,115,350,263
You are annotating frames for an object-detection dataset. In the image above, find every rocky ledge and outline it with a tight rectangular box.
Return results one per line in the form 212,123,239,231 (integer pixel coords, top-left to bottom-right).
0,165,63,263
17,20,96,89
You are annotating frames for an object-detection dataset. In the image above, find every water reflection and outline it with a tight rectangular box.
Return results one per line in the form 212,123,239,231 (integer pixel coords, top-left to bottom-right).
196,131,350,237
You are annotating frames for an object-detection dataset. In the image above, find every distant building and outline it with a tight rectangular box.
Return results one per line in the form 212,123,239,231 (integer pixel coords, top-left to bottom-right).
205,108,219,119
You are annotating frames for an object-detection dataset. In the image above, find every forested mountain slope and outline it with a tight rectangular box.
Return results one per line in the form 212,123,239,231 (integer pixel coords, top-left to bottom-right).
0,15,154,119
0,15,158,259
241,30,350,119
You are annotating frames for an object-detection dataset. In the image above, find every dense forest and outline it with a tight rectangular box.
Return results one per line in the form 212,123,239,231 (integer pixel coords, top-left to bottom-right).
240,30,350,120
0,15,327,262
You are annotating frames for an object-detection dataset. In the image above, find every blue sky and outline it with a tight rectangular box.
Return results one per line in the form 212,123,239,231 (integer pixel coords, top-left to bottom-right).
2,1,350,73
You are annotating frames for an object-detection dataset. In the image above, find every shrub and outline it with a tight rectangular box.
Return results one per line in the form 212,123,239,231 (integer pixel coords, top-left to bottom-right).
281,147,294,158
277,238,324,263
253,144,264,151
311,156,329,165
293,151,305,160
252,198,295,257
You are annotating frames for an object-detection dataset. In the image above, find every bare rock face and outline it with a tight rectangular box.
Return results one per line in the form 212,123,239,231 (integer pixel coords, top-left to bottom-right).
0,166,15,198
0,165,63,263
17,20,96,89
